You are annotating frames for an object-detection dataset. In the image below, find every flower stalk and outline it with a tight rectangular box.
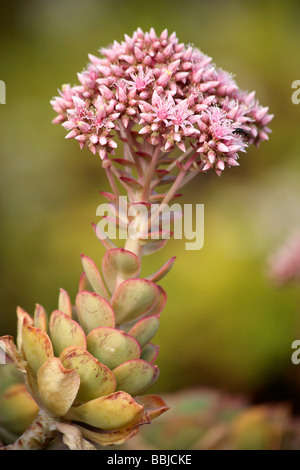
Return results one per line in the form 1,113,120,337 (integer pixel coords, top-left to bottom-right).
0,27,272,450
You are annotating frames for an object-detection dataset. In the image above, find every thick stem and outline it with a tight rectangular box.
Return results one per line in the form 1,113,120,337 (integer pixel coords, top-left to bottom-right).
113,146,197,287
124,236,143,259
0,410,57,450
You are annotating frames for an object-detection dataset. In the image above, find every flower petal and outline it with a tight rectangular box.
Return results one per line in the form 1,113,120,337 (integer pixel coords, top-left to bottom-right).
60,346,116,403
37,357,80,416
87,327,141,370
76,291,115,334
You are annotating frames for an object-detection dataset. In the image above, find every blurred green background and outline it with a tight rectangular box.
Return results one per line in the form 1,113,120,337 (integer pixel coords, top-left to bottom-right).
1,0,300,406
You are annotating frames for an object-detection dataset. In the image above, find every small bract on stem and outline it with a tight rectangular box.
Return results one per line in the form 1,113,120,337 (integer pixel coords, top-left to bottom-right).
0,27,272,450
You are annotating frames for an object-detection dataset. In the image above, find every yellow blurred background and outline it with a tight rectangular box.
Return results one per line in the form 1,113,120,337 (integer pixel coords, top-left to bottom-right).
1,0,300,406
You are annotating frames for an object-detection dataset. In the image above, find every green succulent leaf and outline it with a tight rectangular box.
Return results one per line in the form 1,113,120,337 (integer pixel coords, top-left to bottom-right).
66,391,144,430
33,304,48,331
16,306,33,351
81,255,109,300
22,319,54,375
141,239,168,255
102,248,141,292
49,310,86,356
37,357,80,416
0,336,27,374
86,327,141,370
146,257,176,283
111,279,159,325
128,315,160,348
78,271,90,292
58,288,72,317
113,359,159,396
146,285,167,316
76,291,115,335
140,342,159,363
60,346,116,403
0,383,39,435
135,394,169,419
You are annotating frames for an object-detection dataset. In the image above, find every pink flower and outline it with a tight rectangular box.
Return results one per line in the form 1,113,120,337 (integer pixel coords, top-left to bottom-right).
51,28,273,173
125,66,154,93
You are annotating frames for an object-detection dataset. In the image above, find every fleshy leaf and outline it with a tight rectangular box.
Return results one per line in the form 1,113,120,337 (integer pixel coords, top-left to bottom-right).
0,364,24,396
37,357,80,416
113,359,159,396
140,342,159,363
141,239,168,255
0,336,26,373
76,291,115,335
120,176,143,190
76,415,150,446
111,279,159,325
146,257,176,282
135,394,169,419
0,383,39,435
128,315,160,348
78,271,90,292
102,248,141,292
81,255,109,300
22,320,54,375
33,304,47,331
146,286,167,315
92,222,116,251
16,307,33,351
99,191,118,202
49,310,86,356
58,289,72,317
60,346,116,403
66,391,144,430
86,327,141,370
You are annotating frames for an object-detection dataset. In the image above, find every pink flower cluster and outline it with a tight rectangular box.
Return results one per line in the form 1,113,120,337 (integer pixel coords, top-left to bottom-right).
269,233,300,285
51,28,273,176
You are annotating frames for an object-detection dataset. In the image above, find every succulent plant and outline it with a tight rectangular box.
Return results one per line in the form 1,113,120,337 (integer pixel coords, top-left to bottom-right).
0,249,169,450
0,28,272,450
